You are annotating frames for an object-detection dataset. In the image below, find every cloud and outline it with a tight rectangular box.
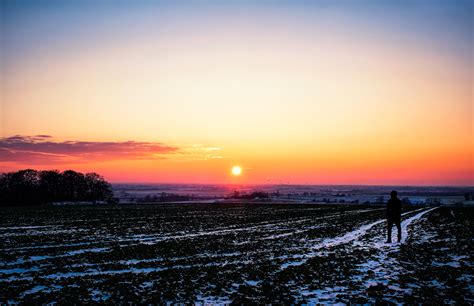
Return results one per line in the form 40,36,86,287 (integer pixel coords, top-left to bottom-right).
0,135,179,164
177,144,224,161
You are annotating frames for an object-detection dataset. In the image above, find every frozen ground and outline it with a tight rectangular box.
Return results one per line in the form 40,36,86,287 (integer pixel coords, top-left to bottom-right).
0,204,472,304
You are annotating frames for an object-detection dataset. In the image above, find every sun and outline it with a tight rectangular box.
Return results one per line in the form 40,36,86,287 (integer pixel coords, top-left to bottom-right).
231,166,242,176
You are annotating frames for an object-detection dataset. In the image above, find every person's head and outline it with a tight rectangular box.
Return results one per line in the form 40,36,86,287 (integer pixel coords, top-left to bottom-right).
390,190,398,198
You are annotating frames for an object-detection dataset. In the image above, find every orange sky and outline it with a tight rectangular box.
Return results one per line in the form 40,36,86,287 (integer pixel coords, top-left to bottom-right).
1,1,472,185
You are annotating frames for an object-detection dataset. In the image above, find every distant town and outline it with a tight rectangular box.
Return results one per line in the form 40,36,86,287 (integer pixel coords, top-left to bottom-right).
113,184,474,206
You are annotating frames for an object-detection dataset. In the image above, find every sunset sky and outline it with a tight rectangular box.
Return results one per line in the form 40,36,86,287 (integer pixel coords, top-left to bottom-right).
0,0,472,185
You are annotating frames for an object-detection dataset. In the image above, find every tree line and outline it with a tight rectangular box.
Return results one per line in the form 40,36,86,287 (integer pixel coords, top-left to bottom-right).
0,169,114,206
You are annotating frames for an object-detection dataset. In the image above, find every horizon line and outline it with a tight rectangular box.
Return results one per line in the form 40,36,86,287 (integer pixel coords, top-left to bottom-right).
110,181,474,188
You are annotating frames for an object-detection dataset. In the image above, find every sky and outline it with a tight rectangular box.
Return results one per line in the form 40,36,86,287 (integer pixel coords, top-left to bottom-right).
0,0,473,185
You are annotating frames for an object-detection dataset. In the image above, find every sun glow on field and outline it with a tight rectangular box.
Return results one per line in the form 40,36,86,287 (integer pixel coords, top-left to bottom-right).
231,166,242,176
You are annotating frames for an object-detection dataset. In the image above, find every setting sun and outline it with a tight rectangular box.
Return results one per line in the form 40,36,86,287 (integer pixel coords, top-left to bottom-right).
231,166,242,176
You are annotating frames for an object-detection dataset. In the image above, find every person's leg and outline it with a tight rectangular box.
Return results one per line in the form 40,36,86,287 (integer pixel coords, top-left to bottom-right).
396,220,402,242
386,219,393,243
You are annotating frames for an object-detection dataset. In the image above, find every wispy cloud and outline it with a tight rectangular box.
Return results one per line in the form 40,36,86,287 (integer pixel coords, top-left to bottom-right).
178,144,224,161
0,135,179,163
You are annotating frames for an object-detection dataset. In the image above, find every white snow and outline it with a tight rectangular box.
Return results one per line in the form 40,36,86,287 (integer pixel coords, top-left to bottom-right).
0,226,53,230
279,208,427,268
194,295,233,305
90,289,111,302
2,205,448,304
400,207,438,243
67,247,109,256
0,267,40,275
244,280,260,286
292,207,439,304
1,259,255,281
20,285,48,296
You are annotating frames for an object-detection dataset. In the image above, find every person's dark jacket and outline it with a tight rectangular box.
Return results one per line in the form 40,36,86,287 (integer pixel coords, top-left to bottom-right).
386,197,402,221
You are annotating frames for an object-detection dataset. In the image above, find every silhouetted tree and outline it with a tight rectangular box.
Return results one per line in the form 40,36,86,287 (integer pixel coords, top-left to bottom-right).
61,170,87,201
8,169,40,204
39,170,62,202
0,169,113,206
84,172,113,203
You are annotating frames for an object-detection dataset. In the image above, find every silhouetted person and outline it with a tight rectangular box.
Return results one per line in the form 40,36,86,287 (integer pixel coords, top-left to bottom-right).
386,190,402,243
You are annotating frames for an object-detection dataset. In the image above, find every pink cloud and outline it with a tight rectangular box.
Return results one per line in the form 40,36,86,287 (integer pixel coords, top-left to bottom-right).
0,135,179,164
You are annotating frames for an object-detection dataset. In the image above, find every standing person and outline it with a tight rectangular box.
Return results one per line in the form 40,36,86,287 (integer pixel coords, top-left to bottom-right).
386,190,402,243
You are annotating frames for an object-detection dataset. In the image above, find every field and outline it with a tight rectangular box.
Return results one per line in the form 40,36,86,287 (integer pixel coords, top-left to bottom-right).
0,204,472,304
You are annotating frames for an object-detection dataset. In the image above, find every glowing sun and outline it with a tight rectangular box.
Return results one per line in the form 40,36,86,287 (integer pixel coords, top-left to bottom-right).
231,166,242,176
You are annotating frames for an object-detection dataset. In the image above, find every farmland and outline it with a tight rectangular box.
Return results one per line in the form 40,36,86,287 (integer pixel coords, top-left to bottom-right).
0,204,472,304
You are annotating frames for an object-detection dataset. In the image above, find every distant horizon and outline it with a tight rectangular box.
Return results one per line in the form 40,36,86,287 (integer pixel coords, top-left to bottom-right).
111,181,474,188
1,167,472,187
